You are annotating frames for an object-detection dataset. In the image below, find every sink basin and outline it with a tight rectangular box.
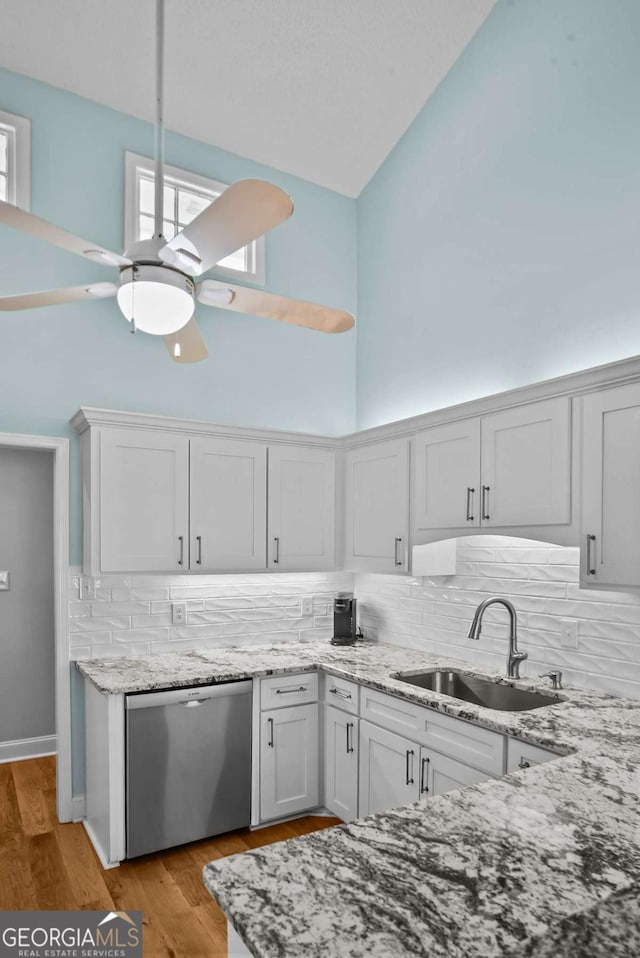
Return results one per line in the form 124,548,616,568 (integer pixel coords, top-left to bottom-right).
395,670,560,711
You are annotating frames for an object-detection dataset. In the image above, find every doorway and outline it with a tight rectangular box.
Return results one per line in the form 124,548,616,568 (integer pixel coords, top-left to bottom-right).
0,432,69,820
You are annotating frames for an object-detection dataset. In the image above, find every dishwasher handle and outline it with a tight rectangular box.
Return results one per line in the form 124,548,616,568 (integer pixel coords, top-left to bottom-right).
126,680,253,710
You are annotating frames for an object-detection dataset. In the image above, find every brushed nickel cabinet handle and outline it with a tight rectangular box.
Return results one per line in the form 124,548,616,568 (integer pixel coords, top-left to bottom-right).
329,687,352,701
466,487,475,522
178,535,184,566
420,755,430,794
275,686,307,695
273,536,280,564
482,485,490,521
267,718,274,748
586,534,596,575
405,749,415,785
196,535,202,565
346,722,354,754
394,537,403,567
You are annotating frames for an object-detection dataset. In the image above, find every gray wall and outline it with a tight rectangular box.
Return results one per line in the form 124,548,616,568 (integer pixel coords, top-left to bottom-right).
0,447,54,744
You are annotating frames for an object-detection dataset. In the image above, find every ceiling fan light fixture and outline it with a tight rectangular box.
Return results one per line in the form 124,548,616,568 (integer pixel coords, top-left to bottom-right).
117,265,194,335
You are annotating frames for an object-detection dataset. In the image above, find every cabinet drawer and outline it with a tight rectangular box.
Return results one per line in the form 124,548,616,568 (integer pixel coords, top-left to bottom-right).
360,686,504,776
322,674,359,715
507,738,557,773
260,672,318,710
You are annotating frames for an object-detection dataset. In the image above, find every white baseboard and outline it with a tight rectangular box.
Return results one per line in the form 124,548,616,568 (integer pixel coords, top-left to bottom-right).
0,734,56,764
82,819,121,870
71,793,86,822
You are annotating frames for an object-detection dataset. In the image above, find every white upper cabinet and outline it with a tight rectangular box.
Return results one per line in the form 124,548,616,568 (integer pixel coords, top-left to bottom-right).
267,445,335,571
345,438,410,573
190,438,267,572
414,420,481,531
581,383,640,587
413,397,571,539
99,429,189,572
481,397,571,528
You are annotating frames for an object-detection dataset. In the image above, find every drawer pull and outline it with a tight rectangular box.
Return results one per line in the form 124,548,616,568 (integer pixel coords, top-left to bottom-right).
405,749,415,785
267,718,274,748
420,755,430,794
329,687,352,700
346,722,354,754
275,685,308,695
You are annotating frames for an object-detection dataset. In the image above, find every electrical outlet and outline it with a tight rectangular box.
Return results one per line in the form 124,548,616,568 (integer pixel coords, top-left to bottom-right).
172,602,187,625
79,577,95,600
559,618,578,649
301,596,313,616
0,571,9,590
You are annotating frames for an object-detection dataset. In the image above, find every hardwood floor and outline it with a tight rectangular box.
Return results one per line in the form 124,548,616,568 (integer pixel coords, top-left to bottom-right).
0,756,341,957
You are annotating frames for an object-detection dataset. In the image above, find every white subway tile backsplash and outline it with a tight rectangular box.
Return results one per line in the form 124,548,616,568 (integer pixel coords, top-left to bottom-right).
355,537,640,701
68,570,354,661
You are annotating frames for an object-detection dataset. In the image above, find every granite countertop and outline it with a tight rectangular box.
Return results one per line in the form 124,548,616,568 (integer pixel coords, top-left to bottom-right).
78,641,640,957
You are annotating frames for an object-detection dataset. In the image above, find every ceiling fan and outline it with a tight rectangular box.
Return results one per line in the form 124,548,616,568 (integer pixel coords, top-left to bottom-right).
0,0,354,363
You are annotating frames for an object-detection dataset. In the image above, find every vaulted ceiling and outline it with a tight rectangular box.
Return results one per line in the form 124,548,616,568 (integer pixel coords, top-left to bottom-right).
0,0,496,196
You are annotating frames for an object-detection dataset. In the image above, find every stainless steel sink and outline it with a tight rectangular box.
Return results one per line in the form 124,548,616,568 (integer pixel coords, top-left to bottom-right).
394,670,561,711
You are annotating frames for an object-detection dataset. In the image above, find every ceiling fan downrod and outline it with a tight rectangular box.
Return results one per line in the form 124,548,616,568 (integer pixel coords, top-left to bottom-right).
154,0,165,240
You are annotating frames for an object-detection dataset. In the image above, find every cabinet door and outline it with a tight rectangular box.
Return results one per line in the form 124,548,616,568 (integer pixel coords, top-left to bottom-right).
420,748,490,799
358,720,418,816
506,738,556,773
100,429,189,572
345,439,410,573
190,438,267,572
414,420,481,531
582,383,640,586
323,705,358,822
481,397,571,527
260,704,319,822
267,445,335,571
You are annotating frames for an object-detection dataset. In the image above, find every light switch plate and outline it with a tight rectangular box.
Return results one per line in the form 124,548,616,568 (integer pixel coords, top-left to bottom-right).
301,596,313,616
559,618,578,649
0,571,9,590
79,577,95,600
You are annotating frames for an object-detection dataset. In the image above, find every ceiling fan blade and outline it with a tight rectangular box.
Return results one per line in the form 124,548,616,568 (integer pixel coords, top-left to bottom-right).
197,279,355,334
0,200,131,268
0,282,117,311
159,180,293,275
164,319,208,363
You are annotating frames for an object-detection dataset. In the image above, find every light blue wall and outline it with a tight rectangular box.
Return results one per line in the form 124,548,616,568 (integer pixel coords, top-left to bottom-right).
356,0,640,429
0,69,357,563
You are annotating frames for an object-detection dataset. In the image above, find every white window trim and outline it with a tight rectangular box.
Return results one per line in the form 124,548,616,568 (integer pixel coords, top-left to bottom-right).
124,151,265,285
0,109,31,209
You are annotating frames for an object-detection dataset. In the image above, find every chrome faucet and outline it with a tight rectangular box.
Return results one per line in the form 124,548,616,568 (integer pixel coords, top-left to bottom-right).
468,597,528,679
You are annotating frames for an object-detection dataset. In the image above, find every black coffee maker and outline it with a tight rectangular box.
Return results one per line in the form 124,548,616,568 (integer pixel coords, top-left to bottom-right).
330,592,357,646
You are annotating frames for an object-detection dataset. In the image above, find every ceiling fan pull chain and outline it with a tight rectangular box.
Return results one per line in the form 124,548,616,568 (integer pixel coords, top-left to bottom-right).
154,0,165,240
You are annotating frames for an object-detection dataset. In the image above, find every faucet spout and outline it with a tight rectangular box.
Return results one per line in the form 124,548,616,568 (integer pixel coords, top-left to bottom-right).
467,597,528,679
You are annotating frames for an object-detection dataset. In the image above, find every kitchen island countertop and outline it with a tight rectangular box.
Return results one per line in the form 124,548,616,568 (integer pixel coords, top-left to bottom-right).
78,640,640,957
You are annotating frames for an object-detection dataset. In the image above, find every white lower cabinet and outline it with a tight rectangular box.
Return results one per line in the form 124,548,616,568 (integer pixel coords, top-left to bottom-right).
506,738,557,773
358,721,420,816
422,748,491,797
323,705,358,821
260,703,319,822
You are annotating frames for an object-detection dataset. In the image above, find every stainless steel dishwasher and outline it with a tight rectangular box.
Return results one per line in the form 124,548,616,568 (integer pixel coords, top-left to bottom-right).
125,680,252,858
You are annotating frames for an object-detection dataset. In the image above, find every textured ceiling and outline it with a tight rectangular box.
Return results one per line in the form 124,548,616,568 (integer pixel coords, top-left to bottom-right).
0,0,496,196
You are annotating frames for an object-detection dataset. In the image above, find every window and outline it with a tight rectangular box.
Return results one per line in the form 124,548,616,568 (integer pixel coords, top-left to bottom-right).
124,152,264,283
0,110,31,209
